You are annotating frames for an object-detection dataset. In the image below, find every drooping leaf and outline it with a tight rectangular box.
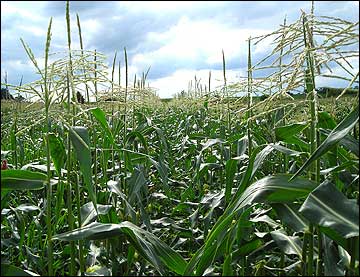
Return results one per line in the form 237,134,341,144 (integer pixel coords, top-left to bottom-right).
299,180,359,238
271,230,303,257
1,170,46,190
232,143,302,202
53,221,187,275
107,180,136,222
80,202,112,227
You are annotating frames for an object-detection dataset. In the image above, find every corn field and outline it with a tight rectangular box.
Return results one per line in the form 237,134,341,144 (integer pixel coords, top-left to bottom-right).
1,1,359,276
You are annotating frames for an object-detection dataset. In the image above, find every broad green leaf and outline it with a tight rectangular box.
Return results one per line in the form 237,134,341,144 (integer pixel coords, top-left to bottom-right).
250,214,280,229
90,107,114,144
236,135,248,156
320,128,359,157
222,253,233,276
232,144,274,201
270,144,304,156
232,238,263,257
318,111,337,129
80,202,112,227
275,122,308,141
319,226,348,252
299,180,359,238
13,204,40,213
272,203,309,232
69,126,97,211
1,170,46,190
291,105,359,179
197,162,221,181
229,174,316,214
201,138,224,152
271,230,303,257
320,160,358,175
48,133,66,176
53,221,187,275
275,122,309,150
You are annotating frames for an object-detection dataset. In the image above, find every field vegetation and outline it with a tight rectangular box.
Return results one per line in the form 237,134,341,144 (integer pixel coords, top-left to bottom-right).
1,1,359,276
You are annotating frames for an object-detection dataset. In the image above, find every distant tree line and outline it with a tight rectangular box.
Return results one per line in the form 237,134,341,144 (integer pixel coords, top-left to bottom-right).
258,86,359,101
315,86,358,97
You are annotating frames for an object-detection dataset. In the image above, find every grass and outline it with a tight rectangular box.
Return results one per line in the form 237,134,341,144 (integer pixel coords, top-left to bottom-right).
1,1,359,276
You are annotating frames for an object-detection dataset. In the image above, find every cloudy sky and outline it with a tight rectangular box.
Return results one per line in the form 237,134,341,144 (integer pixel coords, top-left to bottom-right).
1,1,359,98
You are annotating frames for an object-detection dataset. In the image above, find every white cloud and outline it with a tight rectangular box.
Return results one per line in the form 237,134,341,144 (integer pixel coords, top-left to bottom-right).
132,16,269,74
149,67,246,98
1,1,45,21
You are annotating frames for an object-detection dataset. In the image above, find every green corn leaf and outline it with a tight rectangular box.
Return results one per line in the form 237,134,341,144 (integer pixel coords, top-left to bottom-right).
128,167,147,204
107,180,136,222
80,202,112,227
299,180,359,238
272,203,309,232
318,111,337,129
53,221,187,275
275,122,308,140
232,238,263,257
90,107,114,144
69,126,96,210
319,226,348,252
222,253,233,276
319,128,359,157
126,131,149,154
291,105,359,180
48,133,66,176
275,122,309,150
1,170,46,190
271,230,303,257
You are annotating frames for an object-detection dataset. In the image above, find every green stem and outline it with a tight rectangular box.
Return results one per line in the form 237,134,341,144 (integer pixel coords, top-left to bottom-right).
316,227,323,276
247,38,253,158
302,231,309,275
308,224,314,276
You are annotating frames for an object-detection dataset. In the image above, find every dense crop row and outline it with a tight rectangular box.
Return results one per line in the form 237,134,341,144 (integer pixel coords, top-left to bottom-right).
1,1,359,276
